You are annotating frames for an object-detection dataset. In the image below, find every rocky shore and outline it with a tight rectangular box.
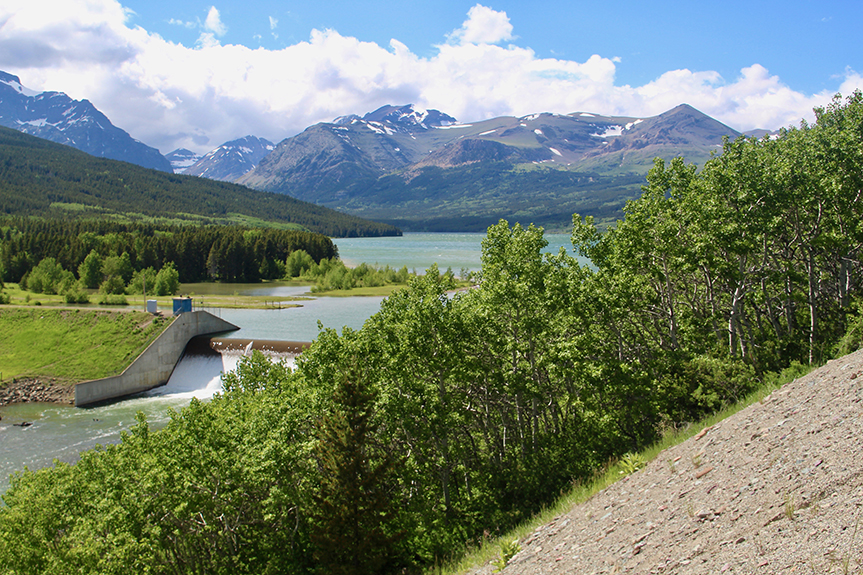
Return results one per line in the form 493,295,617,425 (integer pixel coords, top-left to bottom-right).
0,377,75,407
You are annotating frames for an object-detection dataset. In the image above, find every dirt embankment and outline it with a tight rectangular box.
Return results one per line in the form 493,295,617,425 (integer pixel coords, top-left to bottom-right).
471,348,863,575
0,377,75,407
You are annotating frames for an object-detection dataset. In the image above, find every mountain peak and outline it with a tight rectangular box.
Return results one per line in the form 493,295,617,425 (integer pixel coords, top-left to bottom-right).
0,69,172,171
183,135,275,181
362,104,458,130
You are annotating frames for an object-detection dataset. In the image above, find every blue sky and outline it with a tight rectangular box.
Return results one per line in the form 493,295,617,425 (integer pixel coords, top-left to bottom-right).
1,0,860,154
129,0,857,94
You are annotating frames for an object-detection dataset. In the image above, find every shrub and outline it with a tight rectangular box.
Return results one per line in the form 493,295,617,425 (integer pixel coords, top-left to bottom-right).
98,293,128,306
63,282,91,304
836,300,863,356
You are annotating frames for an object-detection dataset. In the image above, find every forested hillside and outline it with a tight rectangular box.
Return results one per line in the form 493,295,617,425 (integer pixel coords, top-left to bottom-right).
0,126,400,238
0,219,338,285
1,92,861,574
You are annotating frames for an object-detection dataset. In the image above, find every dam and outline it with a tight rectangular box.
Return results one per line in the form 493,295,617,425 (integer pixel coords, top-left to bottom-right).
74,310,241,406
1,331,306,495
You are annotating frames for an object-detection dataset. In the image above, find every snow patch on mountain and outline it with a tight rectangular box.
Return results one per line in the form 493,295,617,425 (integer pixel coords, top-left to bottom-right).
593,125,624,138
0,75,39,97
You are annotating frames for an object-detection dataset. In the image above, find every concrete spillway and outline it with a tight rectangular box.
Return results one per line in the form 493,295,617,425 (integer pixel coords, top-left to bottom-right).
74,311,240,407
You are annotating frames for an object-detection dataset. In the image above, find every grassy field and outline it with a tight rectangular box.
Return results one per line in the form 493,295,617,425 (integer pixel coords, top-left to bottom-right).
0,308,172,382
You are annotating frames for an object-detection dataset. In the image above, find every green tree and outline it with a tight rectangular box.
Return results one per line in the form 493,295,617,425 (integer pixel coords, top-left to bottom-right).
99,274,126,295
310,362,401,575
285,250,315,278
154,262,180,296
24,257,73,294
127,267,157,297
101,252,133,284
77,249,103,289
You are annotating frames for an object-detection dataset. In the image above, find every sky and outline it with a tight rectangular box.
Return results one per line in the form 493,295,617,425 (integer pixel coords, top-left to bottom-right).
0,0,860,155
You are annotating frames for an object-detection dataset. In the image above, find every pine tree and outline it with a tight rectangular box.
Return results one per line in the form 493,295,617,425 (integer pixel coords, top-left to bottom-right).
310,366,401,575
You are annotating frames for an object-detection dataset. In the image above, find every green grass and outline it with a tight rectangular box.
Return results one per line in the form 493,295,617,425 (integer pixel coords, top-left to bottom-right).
439,362,817,574
0,308,172,382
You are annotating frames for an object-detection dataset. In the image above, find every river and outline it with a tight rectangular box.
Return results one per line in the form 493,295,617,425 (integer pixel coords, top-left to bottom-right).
0,232,580,494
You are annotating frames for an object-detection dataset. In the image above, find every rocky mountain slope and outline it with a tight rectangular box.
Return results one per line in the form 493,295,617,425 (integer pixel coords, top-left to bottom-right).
0,71,172,172
238,103,741,230
176,135,275,181
468,349,863,574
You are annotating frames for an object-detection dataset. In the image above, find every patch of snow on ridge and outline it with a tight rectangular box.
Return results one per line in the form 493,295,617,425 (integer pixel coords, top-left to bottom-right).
365,121,394,136
240,147,253,154
579,113,595,117
434,124,472,130
593,125,623,138
549,147,562,156
0,77,39,97
534,129,544,136
521,113,541,122
624,119,644,130
479,129,497,136
400,107,428,126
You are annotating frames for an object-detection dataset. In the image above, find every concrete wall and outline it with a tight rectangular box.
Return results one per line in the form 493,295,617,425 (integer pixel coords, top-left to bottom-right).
75,311,239,407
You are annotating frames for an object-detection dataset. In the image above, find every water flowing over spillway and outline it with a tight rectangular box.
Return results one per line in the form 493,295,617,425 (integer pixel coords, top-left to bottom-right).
0,350,295,495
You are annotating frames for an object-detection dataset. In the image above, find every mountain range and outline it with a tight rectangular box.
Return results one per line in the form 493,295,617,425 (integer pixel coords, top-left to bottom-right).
237,103,746,230
0,124,399,237
0,70,764,231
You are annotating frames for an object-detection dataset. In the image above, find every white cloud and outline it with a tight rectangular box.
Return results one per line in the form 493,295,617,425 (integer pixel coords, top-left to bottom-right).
269,16,278,31
168,18,196,29
204,6,227,37
448,4,514,45
0,0,852,156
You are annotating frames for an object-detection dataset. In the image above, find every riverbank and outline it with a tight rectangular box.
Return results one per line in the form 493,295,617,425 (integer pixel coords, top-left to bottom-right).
0,377,74,408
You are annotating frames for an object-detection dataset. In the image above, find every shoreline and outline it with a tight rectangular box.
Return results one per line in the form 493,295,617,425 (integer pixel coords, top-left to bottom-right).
0,377,76,408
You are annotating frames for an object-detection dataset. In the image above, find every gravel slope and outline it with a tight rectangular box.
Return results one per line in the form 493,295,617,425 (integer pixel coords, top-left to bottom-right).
470,348,863,574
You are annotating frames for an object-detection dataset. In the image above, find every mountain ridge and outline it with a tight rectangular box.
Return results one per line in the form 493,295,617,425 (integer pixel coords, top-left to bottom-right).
236,103,741,230
0,125,400,237
0,71,172,172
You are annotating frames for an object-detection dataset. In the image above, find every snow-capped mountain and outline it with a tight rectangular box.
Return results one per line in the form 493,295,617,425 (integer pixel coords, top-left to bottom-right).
181,136,275,181
237,102,742,231
165,148,202,173
334,104,458,132
0,71,172,172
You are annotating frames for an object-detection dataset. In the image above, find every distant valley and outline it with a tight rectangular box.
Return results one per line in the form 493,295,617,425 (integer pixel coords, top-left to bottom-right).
0,70,768,231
